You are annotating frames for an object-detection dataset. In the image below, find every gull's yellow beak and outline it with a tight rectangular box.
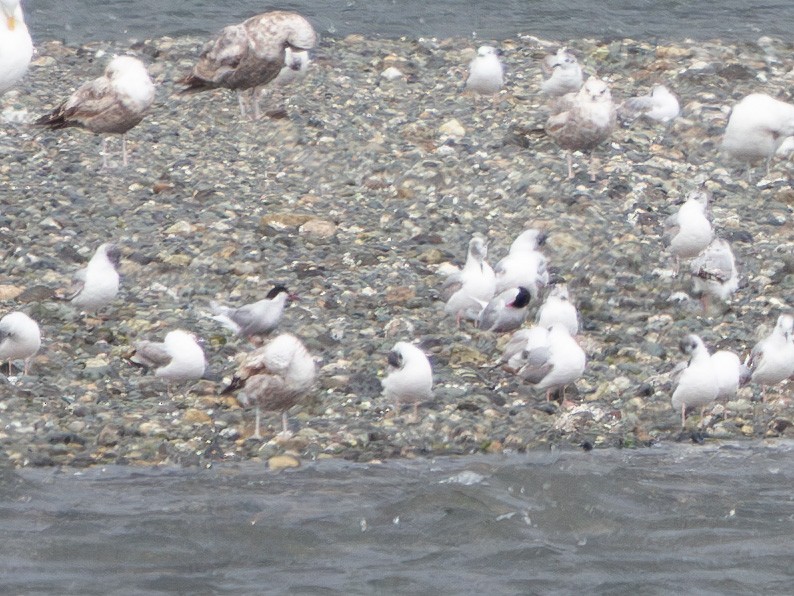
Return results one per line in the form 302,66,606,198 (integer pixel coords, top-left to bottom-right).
6,16,15,31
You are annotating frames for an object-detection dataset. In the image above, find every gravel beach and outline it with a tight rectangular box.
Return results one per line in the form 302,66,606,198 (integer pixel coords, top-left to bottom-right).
0,33,793,468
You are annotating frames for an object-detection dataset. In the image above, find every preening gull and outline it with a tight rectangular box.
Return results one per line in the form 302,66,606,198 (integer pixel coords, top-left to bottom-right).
540,48,583,97
0,311,41,375
494,229,549,297
131,329,207,384
690,238,739,311
516,323,586,402
0,0,32,96
746,314,794,402
211,284,296,341
546,77,617,180
254,47,311,117
671,334,719,428
440,235,496,325
381,341,433,417
465,45,504,95
536,283,579,336
477,286,531,333
721,93,794,181
62,243,121,313
179,11,317,120
223,333,316,439
35,55,155,168
620,84,680,123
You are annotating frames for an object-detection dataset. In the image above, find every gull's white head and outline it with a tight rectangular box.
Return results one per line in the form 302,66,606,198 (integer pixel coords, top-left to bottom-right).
106,56,149,80
775,314,794,339
580,78,612,102
477,45,498,58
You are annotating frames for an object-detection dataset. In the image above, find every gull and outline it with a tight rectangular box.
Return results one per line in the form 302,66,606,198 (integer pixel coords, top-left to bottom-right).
0,0,32,96
746,314,794,402
671,334,719,428
381,341,433,418
35,56,155,168
500,326,549,372
494,229,549,297
690,238,739,311
465,45,504,95
223,333,316,440
477,286,532,333
546,77,617,180
516,323,586,402
711,349,750,401
440,235,496,325
210,284,296,341
0,311,41,375
130,329,207,386
665,189,713,273
619,84,680,123
62,243,121,313
721,93,794,181
179,11,317,120
254,47,310,117
536,283,579,336
540,48,583,97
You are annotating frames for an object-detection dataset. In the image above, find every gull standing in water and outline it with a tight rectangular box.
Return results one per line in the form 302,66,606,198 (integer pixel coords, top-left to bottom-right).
0,311,41,375
0,0,33,96
35,56,155,168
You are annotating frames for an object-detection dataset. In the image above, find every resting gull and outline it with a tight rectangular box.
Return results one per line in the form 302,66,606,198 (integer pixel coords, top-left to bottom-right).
0,0,32,96
35,55,155,168
465,45,504,95
540,48,583,97
381,341,433,418
0,311,40,376
746,314,794,402
210,284,296,341
671,334,719,428
665,189,713,273
477,286,532,333
536,283,579,336
690,238,739,311
494,229,549,297
131,329,206,383
61,243,121,313
179,11,317,120
620,84,680,124
516,323,586,402
440,235,496,325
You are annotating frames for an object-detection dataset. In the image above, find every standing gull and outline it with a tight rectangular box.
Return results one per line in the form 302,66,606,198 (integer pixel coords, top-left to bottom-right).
62,243,121,313
35,56,155,168
179,11,317,120
0,311,41,375
746,314,794,402
381,341,433,418
131,329,206,384
223,333,316,440
536,283,579,336
210,284,296,341
516,323,586,402
690,238,739,311
0,0,32,96
500,326,549,372
665,189,713,274
465,45,504,95
477,286,532,333
540,48,583,97
671,334,719,428
711,349,750,402
440,235,496,325
494,229,549,297
546,77,617,180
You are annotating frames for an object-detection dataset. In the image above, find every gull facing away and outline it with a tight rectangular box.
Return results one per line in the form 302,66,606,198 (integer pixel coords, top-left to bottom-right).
35,56,155,168
516,323,586,402
440,235,496,325
210,284,296,341
721,93,794,181
665,189,713,273
540,48,583,97
0,311,41,375
130,329,207,384
690,238,739,312
223,333,316,440
61,243,121,313
746,314,794,402
494,229,549,297
671,334,719,428
546,77,617,180
711,349,750,401
477,286,532,333
179,11,317,120
536,283,579,336
0,0,33,96
500,326,549,372
381,341,433,418
620,84,680,124
465,45,504,95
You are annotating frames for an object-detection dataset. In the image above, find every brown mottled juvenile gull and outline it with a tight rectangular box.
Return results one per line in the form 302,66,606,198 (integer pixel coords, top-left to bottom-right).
0,0,33,96
546,77,617,180
35,55,155,168
690,237,738,311
223,333,316,440
179,11,317,120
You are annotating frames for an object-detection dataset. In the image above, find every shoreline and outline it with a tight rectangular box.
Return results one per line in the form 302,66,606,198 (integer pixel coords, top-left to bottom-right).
0,33,792,469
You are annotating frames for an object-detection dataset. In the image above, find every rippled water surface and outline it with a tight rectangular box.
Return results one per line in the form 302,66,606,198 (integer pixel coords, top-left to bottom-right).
26,0,794,44
2,441,793,593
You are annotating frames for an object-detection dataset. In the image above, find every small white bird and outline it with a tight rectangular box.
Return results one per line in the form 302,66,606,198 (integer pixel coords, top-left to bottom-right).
710,349,750,401
465,45,504,95
500,326,549,372
665,189,713,271
381,341,433,417
746,314,794,402
130,329,206,384
671,334,719,428
690,238,739,311
494,229,549,297
65,243,121,313
0,0,33,96
536,284,579,336
516,323,586,402
223,333,316,439
35,55,156,168
540,48,583,97
477,286,532,333
441,235,496,325
620,84,680,123
721,93,794,181
210,285,295,340
546,77,617,180
0,311,41,375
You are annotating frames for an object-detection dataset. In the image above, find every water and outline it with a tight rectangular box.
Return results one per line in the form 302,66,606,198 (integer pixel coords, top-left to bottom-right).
26,0,794,45
2,441,792,593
